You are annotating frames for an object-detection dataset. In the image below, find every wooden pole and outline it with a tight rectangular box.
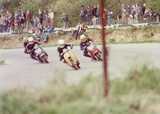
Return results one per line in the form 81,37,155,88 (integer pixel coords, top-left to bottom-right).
99,0,109,97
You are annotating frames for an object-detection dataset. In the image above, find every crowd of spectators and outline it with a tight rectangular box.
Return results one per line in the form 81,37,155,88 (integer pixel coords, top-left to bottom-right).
80,5,100,25
119,3,160,24
0,8,54,35
79,3,160,26
0,3,159,34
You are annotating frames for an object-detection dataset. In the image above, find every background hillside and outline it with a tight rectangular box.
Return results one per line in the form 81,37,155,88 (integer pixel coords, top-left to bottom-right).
0,0,159,26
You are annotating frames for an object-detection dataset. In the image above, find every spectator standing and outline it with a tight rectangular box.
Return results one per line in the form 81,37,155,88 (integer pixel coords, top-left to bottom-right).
80,5,87,22
92,5,98,17
121,4,128,24
156,13,160,23
0,15,3,32
92,16,97,26
62,13,69,29
39,10,43,25
48,9,54,26
86,6,93,25
142,4,146,16
107,10,113,25
26,10,32,31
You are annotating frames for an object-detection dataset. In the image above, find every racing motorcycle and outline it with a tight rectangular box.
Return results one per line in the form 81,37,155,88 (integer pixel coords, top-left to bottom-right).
24,42,49,63
30,46,49,64
62,47,80,70
86,42,102,61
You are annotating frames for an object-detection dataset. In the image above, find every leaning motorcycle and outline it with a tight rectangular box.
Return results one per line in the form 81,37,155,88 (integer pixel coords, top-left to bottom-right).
24,41,30,54
62,47,80,70
30,46,49,64
86,43,102,61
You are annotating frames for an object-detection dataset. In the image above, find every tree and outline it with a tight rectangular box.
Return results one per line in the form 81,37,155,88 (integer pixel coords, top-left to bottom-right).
146,0,160,11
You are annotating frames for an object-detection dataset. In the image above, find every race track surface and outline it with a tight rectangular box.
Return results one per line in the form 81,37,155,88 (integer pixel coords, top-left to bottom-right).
0,43,160,91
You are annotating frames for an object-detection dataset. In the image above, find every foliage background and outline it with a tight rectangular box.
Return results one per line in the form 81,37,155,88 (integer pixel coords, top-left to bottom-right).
0,0,159,26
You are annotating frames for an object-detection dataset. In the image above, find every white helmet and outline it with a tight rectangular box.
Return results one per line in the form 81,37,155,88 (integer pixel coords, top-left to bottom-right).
23,37,28,41
80,34,87,41
58,39,65,45
28,37,34,42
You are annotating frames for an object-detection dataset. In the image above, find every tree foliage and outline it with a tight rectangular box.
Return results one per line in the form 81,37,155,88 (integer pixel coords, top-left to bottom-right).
2,0,160,12
146,0,160,11
1,0,159,26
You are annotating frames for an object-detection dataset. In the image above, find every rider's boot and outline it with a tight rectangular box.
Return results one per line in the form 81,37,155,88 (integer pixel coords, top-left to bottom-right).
84,50,91,58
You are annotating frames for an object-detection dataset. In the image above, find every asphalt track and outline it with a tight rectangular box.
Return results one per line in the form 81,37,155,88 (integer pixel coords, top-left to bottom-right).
0,43,160,91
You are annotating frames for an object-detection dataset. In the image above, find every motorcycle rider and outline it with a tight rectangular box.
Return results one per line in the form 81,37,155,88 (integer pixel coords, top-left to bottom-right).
25,37,41,53
24,37,33,53
57,39,73,62
80,34,94,58
24,37,29,49
25,37,44,61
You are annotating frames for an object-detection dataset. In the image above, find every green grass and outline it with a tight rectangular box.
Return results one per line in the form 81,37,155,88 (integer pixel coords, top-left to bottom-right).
0,65,160,114
0,60,5,65
111,65,160,95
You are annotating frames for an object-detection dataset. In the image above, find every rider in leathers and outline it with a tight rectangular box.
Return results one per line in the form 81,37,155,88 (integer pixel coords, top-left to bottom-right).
25,37,42,60
80,34,93,58
57,39,73,62
25,37,41,51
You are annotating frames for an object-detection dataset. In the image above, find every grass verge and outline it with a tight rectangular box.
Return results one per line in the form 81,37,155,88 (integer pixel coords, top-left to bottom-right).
0,26,160,49
0,60,5,65
0,65,160,114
